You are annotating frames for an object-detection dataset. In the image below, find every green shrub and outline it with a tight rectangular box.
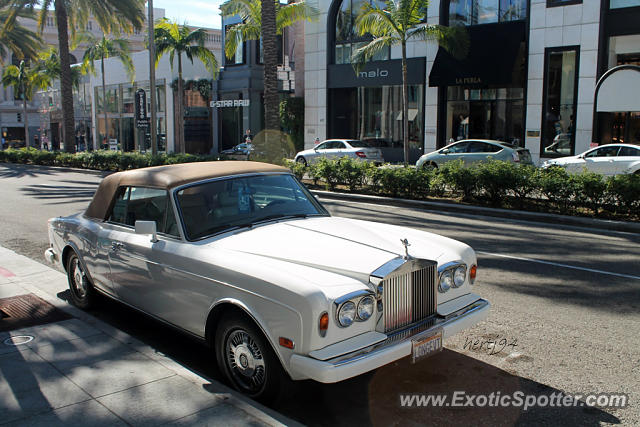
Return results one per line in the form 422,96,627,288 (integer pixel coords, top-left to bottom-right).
607,173,640,217
535,166,578,213
283,158,307,180
475,160,516,206
336,157,373,192
439,160,478,201
571,171,608,215
314,158,341,190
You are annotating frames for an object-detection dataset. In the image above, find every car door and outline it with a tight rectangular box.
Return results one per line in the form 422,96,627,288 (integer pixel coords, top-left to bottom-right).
105,186,183,316
615,146,640,174
309,141,329,163
440,141,470,165
582,146,621,175
331,141,347,159
465,141,497,165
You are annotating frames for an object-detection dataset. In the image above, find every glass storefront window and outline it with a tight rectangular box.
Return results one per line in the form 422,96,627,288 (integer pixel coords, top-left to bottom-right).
610,0,640,8
122,86,135,114
446,89,524,144
329,85,424,160
449,0,527,26
334,0,391,64
541,47,579,157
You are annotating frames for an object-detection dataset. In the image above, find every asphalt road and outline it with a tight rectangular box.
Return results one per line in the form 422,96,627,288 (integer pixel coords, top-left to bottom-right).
1,163,639,426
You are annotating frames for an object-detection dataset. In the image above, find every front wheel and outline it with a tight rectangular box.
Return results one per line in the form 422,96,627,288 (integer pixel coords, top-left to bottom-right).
66,252,97,309
215,315,288,403
296,156,307,166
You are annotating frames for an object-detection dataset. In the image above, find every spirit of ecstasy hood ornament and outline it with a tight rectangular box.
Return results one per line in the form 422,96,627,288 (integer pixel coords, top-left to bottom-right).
400,238,411,260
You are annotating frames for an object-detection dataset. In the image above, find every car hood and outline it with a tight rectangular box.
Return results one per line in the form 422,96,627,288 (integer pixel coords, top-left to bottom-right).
215,216,471,288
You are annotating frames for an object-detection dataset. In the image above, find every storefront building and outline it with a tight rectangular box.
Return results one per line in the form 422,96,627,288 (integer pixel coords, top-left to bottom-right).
305,0,640,164
213,14,303,153
89,50,214,153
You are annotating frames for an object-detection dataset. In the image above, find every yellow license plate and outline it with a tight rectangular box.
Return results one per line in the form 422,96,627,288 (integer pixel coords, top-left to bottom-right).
411,330,443,364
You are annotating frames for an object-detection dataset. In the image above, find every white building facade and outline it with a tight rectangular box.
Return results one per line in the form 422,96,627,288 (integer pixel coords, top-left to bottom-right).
304,0,640,164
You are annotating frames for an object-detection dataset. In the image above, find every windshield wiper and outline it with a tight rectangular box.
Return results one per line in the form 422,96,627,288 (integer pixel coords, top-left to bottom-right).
251,213,310,225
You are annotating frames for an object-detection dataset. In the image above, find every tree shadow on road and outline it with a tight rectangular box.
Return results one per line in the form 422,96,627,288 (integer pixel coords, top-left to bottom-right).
20,184,96,205
274,349,621,427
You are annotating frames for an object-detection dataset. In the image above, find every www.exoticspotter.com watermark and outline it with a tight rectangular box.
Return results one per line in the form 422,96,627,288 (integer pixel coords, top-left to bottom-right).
399,392,629,411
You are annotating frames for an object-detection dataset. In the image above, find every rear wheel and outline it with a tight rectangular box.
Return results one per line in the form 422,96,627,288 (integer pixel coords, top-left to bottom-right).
215,315,288,403
296,156,307,166
66,252,97,309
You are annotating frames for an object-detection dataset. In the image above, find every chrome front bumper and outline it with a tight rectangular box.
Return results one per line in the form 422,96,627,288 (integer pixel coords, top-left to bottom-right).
289,298,490,383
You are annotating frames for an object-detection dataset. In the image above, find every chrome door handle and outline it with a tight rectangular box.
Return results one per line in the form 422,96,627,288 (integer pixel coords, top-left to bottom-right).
111,242,124,251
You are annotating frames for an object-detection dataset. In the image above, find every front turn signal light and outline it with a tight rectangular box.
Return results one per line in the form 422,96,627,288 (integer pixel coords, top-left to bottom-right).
470,264,477,284
319,312,329,337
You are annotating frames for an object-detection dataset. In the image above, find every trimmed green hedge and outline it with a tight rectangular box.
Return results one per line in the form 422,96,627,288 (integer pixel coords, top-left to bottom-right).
1,148,637,220
284,158,640,220
0,148,219,171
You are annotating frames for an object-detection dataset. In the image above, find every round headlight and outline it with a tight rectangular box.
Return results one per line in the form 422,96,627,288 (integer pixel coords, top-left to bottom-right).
357,296,375,321
439,270,452,293
453,265,467,287
338,301,356,327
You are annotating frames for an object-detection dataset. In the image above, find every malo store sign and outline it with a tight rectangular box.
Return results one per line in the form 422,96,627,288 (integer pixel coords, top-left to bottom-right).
328,58,426,88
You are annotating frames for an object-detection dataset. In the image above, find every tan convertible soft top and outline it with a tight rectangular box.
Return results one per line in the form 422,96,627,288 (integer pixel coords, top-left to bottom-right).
85,161,289,220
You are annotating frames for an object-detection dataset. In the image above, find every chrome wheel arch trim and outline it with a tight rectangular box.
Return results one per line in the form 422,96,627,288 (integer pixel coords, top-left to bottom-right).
207,298,293,376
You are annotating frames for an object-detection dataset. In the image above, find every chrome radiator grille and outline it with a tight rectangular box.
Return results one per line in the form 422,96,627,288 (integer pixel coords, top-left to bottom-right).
381,263,437,333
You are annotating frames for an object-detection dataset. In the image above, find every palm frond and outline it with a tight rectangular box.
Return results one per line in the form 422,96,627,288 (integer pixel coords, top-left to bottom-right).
351,35,398,72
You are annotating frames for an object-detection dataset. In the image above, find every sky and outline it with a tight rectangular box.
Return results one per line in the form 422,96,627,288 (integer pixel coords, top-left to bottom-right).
153,0,225,29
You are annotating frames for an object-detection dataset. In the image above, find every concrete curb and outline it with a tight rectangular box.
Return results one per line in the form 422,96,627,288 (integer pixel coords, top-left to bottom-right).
311,190,640,234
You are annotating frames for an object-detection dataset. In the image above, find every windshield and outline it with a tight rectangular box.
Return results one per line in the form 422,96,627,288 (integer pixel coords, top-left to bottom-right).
176,173,328,240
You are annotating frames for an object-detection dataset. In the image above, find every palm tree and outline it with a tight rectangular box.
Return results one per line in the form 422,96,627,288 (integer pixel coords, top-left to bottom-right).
2,59,51,147
36,46,81,86
153,18,218,153
354,0,467,164
0,8,42,62
221,0,317,133
76,33,134,150
2,0,145,153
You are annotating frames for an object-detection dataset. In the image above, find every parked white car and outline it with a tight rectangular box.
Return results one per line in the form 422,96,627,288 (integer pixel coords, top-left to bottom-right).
294,139,384,165
45,162,489,401
541,143,640,176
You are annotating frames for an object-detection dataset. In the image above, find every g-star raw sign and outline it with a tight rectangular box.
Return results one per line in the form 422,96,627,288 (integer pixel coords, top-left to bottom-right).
210,99,250,108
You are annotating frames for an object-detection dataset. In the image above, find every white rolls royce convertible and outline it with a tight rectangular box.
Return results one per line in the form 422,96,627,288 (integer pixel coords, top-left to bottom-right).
45,161,489,401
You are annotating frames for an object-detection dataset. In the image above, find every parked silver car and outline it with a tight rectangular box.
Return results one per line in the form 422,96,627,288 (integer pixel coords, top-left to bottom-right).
416,139,534,169
294,139,384,165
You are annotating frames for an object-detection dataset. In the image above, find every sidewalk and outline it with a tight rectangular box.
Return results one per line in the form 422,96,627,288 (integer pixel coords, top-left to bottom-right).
0,246,297,426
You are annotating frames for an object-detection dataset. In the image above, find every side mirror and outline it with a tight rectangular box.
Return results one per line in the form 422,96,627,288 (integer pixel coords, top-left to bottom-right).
135,220,158,243
441,148,450,155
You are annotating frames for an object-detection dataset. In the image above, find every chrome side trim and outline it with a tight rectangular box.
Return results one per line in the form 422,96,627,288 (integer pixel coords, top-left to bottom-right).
327,299,489,368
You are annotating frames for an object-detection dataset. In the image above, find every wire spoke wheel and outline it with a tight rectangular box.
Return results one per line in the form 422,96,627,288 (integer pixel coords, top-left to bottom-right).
225,329,267,394
70,257,87,299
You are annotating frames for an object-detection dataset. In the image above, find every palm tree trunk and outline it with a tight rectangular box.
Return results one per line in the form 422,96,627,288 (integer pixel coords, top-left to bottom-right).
54,0,76,153
401,41,409,165
177,53,184,153
101,54,108,150
262,0,279,135
23,95,29,148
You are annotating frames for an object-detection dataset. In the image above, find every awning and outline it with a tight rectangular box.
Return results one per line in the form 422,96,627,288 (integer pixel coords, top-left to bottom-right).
429,21,526,87
596,65,640,112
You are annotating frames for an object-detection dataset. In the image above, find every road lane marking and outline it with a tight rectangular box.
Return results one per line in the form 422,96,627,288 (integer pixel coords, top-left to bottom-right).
478,251,640,281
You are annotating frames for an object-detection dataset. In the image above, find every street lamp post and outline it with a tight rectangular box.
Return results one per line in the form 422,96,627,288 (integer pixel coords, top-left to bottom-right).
148,0,158,154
